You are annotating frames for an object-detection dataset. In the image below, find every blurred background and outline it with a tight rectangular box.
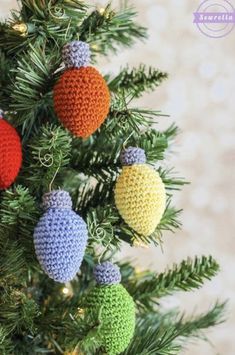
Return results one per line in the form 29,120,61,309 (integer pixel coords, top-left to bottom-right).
1,0,235,354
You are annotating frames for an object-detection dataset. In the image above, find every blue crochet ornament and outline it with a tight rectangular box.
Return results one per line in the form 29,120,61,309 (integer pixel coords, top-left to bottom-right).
33,190,88,283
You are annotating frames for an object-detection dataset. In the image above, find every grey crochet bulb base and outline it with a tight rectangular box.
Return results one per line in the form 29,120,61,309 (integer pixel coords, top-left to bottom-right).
62,40,90,69
94,262,121,285
120,146,146,166
42,190,72,210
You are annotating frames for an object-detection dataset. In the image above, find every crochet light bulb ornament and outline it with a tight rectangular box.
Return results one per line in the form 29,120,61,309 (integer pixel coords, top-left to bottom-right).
0,115,22,189
33,190,88,283
85,262,135,355
53,41,110,138
114,147,166,237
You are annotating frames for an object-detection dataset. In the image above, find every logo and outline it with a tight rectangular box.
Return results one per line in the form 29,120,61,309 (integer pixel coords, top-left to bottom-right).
194,0,235,38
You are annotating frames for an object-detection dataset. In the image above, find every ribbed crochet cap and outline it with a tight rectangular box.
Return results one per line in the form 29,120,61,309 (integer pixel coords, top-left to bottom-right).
94,262,121,285
120,147,146,166
62,41,90,69
42,190,72,210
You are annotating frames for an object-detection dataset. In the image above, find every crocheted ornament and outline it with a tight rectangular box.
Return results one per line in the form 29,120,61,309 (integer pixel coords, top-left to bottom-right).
53,40,110,138
114,147,166,237
0,116,22,189
33,190,88,283
85,262,135,355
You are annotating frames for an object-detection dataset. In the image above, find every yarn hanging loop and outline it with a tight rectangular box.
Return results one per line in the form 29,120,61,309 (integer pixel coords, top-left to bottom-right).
48,162,61,192
122,131,135,150
88,219,113,264
38,150,54,168
48,0,65,19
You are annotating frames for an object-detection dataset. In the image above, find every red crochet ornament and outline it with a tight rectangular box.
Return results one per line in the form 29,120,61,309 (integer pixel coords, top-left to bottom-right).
0,116,22,189
53,41,110,138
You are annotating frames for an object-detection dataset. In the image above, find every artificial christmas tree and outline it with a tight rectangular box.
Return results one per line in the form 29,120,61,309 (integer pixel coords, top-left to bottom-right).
0,1,225,354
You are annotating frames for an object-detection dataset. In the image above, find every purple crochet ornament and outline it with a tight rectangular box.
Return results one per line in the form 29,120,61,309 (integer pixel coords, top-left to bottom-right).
62,40,90,69
94,262,121,285
120,147,146,166
34,190,88,283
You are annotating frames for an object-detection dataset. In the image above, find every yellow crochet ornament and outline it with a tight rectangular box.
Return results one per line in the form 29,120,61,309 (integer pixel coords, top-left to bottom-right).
114,147,166,237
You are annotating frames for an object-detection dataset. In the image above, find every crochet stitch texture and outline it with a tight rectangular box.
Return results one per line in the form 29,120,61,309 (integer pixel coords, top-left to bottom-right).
120,146,146,166
34,190,88,283
53,66,110,138
0,117,22,189
86,263,135,355
42,190,72,210
115,163,166,237
94,262,121,285
62,41,90,69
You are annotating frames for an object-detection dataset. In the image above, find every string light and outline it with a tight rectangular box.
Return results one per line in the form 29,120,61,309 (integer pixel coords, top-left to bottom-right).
77,307,85,315
64,350,80,355
99,7,105,15
91,43,100,51
12,23,28,37
62,287,69,295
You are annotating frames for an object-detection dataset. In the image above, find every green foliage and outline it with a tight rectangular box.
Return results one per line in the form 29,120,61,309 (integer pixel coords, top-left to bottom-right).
133,126,175,162
106,93,166,139
0,50,12,111
154,203,182,239
108,65,168,98
1,291,40,333
0,185,39,268
0,326,14,355
87,205,120,251
79,4,147,55
126,256,220,310
123,302,226,355
10,44,61,137
22,124,72,194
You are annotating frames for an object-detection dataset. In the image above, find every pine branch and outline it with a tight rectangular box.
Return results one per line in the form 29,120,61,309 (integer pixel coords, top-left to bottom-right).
70,126,174,177
0,326,14,355
70,136,121,180
87,205,121,250
0,1,87,54
21,124,72,195
175,301,227,340
20,0,87,22
0,50,13,111
0,186,39,269
154,202,182,239
0,238,25,287
79,4,147,55
159,168,189,191
126,256,220,310
105,94,166,139
108,65,168,98
0,290,40,334
130,128,171,162
9,44,61,137
123,302,226,355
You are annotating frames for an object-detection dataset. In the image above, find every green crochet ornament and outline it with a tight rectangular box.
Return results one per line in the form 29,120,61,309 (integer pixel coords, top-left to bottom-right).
85,262,136,355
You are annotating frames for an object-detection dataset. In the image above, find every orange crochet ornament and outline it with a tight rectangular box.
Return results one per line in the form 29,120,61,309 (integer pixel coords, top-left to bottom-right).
53,41,110,138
